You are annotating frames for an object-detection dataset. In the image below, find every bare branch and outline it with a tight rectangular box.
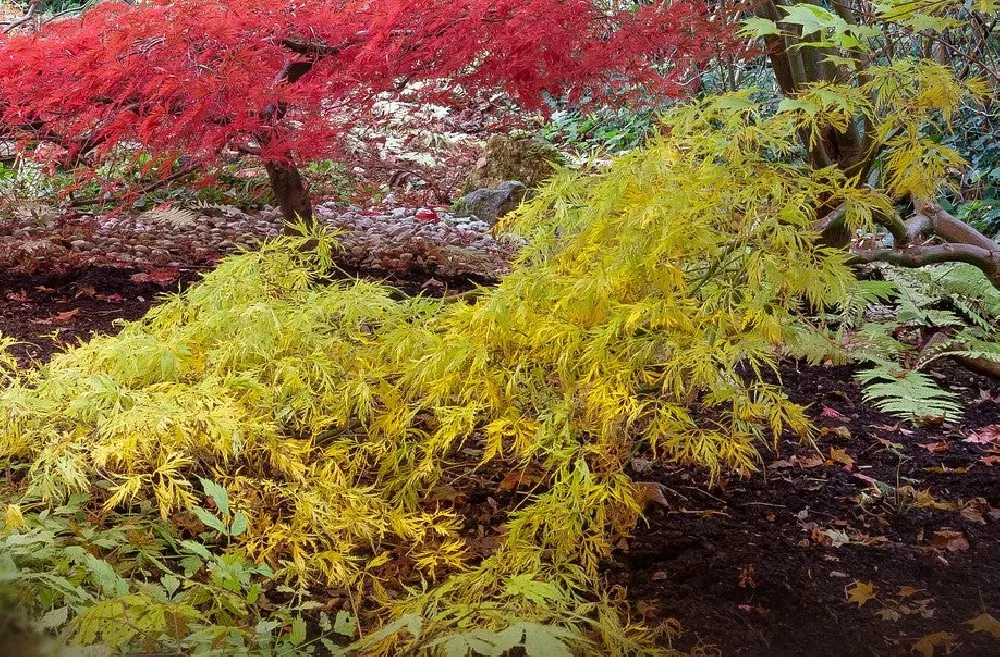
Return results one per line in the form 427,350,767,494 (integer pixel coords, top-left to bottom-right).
849,243,1000,288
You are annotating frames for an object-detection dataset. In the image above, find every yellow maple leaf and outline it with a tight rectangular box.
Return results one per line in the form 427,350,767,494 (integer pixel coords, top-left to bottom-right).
966,613,1000,638
912,632,957,657
845,581,876,607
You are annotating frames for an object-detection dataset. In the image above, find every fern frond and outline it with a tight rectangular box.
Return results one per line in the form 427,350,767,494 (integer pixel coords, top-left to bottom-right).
856,365,962,420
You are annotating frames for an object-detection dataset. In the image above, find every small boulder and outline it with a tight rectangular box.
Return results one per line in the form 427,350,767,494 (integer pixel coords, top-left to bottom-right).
453,181,526,226
464,133,563,192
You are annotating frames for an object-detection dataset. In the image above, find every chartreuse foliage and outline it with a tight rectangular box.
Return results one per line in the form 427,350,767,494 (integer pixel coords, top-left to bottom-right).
0,59,982,651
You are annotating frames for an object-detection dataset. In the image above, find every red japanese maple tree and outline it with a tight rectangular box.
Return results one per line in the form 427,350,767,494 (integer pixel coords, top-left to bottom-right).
0,0,729,225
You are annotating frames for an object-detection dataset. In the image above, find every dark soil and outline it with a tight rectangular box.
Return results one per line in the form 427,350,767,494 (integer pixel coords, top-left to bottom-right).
0,266,201,363
615,363,1000,656
2,266,998,656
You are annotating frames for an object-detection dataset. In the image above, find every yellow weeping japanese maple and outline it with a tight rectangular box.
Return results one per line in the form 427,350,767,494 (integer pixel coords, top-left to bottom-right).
0,58,984,653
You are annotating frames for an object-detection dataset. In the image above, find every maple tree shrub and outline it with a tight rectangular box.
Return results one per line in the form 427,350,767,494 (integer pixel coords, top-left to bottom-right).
0,0,726,226
0,89,879,653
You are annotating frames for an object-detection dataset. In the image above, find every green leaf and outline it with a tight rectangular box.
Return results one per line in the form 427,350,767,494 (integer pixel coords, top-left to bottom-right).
522,623,574,657
161,573,181,597
229,511,249,537
319,611,332,632
192,507,229,536
740,17,781,37
780,4,846,36
333,610,358,638
776,98,820,116
255,619,282,636
179,555,203,577
38,606,69,630
899,14,960,32
85,555,128,597
504,574,565,605
288,616,307,645
179,539,215,561
199,477,230,517
709,93,758,112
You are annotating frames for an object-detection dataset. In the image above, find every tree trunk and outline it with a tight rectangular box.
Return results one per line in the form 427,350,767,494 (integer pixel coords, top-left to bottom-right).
265,160,313,234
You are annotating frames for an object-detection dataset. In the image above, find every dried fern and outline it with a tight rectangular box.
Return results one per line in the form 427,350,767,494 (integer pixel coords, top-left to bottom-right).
139,206,200,229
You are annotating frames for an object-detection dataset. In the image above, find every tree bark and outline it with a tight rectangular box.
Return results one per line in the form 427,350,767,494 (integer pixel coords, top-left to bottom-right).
849,202,1000,290
265,160,313,233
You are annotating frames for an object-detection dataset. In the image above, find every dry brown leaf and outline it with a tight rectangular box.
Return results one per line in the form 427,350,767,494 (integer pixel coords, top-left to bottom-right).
845,581,876,607
813,527,850,548
768,455,824,469
959,498,991,524
911,632,957,657
875,437,906,450
909,488,959,511
898,585,921,598
827,448,855,470
930,529,969,552
917,441,950,453
966,613,1000,638
633,481,670,510
875,607,900,622
981,455,1000,467
922,465,968,475
498,472,536,491
29,308,80,325
965,425,1000,445
820,425,851,439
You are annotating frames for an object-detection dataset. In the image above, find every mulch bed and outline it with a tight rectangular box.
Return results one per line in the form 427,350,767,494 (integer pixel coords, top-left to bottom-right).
2,266,998,656
616,363,1000,656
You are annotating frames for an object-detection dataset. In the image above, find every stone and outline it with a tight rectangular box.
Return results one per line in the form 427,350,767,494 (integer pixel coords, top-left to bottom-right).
453,181,526,226
464,133,563,192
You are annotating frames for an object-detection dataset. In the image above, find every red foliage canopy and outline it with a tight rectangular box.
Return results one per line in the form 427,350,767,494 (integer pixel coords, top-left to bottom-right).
0,0,730,214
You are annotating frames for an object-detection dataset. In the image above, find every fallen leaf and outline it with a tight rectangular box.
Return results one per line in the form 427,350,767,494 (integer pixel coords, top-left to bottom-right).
915,415,947,428
633,481,670,510
29,308,80,325
74,284,96,298
129,268,180,286
828,448,855,470
922,465,968,474
813,527,850,548
909,488,959,511
965,425,1000,444
821,406,846,419
875,437,906,450
911,632,956,657
918,441,949,453
966,613,1000,638
875,608,900,622
820,425,852,439
768,455,824,469
981,455,1000,466
958,498,991,524
845,581,876,607
498,472,536,491
898,586,921,598
930,529,969,552
899,599,935,618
